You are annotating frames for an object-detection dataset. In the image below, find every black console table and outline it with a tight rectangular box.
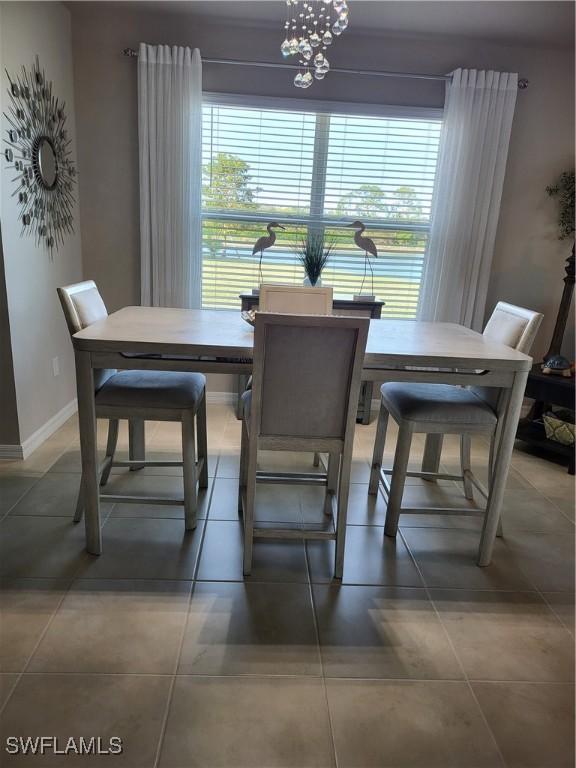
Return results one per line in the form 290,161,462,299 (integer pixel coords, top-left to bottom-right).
237,293,384,423
516,364,575,474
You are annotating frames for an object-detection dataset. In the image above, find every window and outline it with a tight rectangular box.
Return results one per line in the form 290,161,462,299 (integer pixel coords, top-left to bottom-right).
201,97,441,317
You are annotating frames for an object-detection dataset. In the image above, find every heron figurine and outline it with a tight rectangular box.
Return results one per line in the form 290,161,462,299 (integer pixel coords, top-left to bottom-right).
347,220,378,298
252,222,285,285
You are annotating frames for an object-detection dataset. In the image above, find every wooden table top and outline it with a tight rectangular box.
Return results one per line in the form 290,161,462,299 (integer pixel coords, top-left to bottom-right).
73,307,532,371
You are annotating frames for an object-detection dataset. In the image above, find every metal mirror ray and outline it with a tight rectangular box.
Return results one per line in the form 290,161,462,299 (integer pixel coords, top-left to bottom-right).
3,56,76,252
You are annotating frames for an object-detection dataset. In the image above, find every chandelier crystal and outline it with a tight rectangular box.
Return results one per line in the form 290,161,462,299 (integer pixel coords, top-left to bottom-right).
281,0,350,89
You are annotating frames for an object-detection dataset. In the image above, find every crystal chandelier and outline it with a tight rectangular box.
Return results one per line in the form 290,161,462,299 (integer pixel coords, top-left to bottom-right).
281,0,350,89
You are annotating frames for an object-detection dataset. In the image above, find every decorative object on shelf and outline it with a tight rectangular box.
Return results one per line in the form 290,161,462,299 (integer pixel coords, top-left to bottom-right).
296,231,334,286
3,56,76,253
347,220,377,300
543,409,575,446
542,355,572,377
241,309,256,327
252,222,285,285
517,362,575,474
542,170,575,374
281,0,349,89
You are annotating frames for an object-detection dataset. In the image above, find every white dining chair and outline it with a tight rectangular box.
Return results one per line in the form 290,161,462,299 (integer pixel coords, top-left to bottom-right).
58,280,208,529
239,312,369,578
239,284,334,460
259,283,333,314
369,301,543,539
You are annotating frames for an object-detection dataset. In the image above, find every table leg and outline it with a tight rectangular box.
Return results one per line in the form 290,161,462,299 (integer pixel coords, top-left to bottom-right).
75,349,101,555
422,434,443,477
358,381,373,425
478,369,528,566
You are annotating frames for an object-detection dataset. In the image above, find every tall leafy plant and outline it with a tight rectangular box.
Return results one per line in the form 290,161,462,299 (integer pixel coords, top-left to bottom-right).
296,232,334,286
546,170,575,239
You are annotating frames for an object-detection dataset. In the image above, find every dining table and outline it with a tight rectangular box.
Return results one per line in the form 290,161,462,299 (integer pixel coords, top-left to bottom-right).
72,307,532,567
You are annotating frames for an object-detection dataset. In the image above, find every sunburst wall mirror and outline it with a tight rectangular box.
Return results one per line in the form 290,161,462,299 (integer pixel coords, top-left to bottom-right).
3,56,76,253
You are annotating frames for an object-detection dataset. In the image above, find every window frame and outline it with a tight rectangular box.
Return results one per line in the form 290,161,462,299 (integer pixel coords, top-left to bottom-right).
202,92,442,231
201,92,443,313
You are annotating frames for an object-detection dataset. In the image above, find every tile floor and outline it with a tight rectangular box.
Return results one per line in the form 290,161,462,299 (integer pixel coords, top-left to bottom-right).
0,403,574,767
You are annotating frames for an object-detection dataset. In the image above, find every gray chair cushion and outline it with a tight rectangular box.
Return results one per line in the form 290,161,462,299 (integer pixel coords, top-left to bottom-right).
96,370,206,410
94,369,115,391
380,383,497,427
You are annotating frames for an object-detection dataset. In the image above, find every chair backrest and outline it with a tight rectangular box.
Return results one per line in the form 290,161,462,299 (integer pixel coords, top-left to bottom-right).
475,301,542,409
259,284,333,315
250,312,369,444
57,280,113,390
483,301,543,354
57,280,108,336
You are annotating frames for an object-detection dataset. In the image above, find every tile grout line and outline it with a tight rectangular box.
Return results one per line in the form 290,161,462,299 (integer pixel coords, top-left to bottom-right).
398,527,510,768
509,456,575,520
497,459,576,623
151,452,219,768
0,473,46,520
538,592,576,637
0,529,95,718
304,528,340,768
7,670,576,684
536,486,575,526
497,531,576,605
517,572,576,640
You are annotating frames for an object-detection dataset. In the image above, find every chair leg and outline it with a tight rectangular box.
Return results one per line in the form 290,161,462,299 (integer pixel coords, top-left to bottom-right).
99,419,119,487
128,419,145,471
487,432,504,537
75,418,119,520
73,476,84,523
334,446,352,579
422,433,443,481
369,402,389,495
460,434,474,501
243,438,258,576
181,412,198,531
488,421,502,483
384,423,413,538
238,419,249,515
196,395,209,489
324,452,340,516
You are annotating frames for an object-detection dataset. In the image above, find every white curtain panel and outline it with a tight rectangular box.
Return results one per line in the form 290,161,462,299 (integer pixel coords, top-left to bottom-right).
418,68,518,328
138,44,202,308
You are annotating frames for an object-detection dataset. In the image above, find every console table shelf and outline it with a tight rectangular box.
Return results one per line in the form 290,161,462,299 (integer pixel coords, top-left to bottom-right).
516,363,575,474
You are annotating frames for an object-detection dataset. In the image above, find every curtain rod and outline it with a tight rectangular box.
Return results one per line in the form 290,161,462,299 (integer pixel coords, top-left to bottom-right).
121,48,529,89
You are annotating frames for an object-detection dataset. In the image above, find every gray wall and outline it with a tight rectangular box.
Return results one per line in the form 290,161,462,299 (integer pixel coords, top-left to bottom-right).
0,222,20,445
0,6,19,446
0,1,83,443
70,2,574,380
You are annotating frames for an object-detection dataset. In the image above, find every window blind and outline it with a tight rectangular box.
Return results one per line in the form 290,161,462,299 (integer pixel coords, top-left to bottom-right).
201,102,441,317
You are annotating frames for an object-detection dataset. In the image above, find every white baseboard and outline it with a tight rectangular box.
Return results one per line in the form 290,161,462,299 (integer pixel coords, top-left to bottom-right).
1,394,237,462
206,391,236,405
0,399,78,462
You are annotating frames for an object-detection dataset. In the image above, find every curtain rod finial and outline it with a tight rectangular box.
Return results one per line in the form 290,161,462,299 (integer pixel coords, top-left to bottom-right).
123,47,138,58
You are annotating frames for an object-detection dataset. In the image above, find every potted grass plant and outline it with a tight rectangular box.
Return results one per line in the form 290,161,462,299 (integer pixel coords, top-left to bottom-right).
296,231,334,286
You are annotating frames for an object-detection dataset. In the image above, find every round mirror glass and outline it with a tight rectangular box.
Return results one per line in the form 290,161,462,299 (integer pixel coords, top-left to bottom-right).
37,138,57,189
